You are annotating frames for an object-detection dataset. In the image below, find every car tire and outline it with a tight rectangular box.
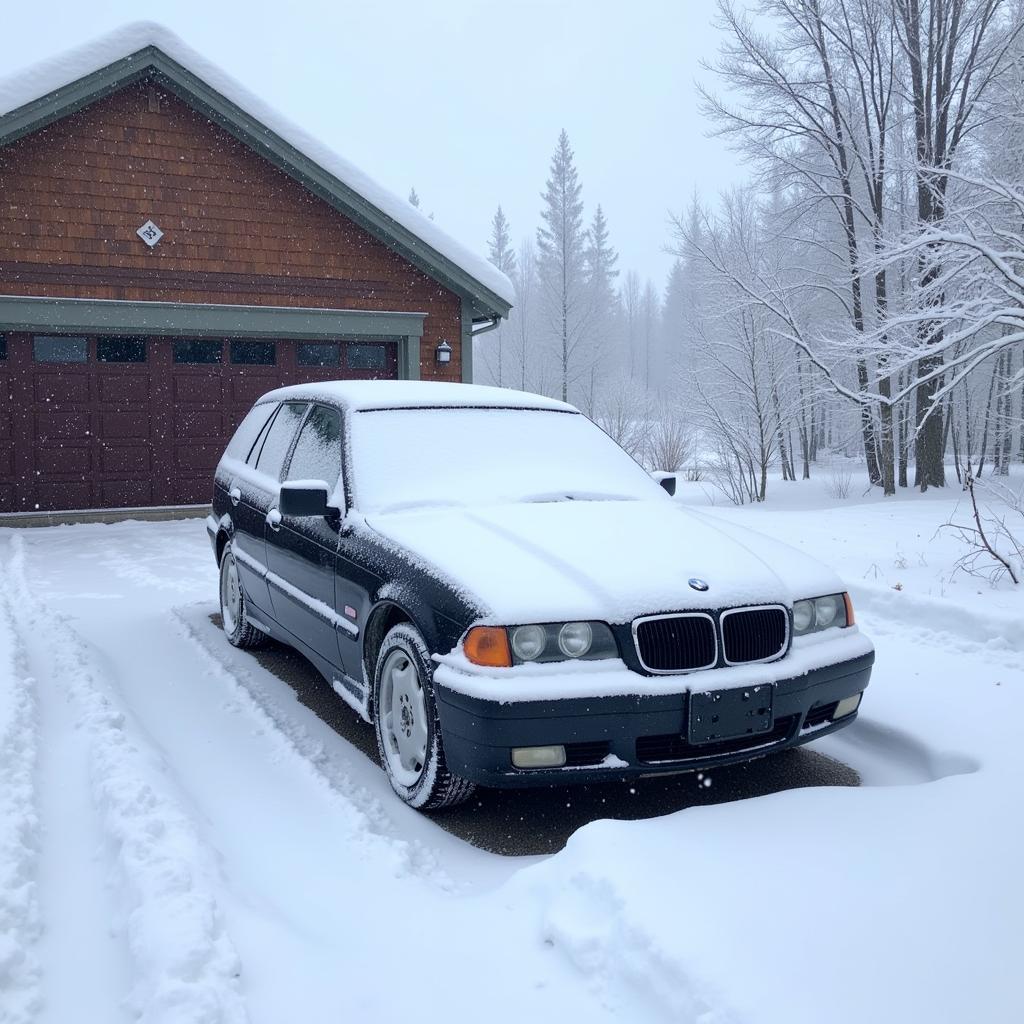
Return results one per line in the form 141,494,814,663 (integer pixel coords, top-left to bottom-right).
373,623,476,810
219,541,267,650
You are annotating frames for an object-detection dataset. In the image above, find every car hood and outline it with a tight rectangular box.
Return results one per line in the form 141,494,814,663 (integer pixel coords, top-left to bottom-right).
362,499,844,624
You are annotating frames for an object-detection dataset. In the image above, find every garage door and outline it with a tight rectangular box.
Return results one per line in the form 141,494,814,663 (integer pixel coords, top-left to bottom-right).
0,333,398,513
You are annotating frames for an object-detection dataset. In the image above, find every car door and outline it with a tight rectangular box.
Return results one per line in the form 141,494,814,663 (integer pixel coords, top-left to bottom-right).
236,400,309,622
264,403,345,667
222,401,280,617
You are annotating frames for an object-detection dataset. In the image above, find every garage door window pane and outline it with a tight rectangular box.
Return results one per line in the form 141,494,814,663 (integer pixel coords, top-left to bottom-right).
230,340,276,365
34,336,88,363
173,339,222,364
297,342,340,367
97,336,147,362
286,405,343,491
255,402,307,480
347,344,387,370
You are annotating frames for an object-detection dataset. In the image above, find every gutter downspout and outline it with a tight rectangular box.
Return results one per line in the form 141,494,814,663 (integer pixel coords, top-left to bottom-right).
471,315,501,336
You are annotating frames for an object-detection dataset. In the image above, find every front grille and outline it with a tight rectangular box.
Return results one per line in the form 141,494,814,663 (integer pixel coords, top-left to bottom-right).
803,701,838,729
564,741,611,767
636,715,797,764
634,614,716,673
721,607,788,664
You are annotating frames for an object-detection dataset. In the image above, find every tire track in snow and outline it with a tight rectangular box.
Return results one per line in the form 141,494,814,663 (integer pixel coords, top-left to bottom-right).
171,604,454,890
0,541,41,1024
6,537,250,1024
537,870,738,1023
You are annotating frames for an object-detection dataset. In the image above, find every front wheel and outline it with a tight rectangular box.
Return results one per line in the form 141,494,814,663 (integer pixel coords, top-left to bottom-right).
219,541,267,650
373,623,475,810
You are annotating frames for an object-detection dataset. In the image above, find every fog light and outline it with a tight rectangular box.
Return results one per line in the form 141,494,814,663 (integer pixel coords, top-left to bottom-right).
511,745,566,769
834,693,862,719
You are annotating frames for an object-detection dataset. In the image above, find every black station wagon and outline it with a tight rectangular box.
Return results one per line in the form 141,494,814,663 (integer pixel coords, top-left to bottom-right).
207,381,873,809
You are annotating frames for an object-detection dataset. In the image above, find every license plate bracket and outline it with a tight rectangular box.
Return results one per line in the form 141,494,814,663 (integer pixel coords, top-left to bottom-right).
688,684,774,745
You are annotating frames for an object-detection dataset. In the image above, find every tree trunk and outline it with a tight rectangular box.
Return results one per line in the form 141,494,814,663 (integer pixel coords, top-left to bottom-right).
914,351,946,489
857,360,882,485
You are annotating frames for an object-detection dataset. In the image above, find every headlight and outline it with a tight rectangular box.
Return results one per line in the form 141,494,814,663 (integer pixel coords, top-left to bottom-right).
506,621,617,664
793,600,814,632
558,621,593,658
792,592,851,636
510,624,546,661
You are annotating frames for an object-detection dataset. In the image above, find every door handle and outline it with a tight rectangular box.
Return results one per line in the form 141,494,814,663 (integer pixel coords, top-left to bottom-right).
229,485,241,506
266,507,282,531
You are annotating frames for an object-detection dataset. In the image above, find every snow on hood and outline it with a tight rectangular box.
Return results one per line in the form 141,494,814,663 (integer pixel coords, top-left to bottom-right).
365,500,845,624
0,22,514,308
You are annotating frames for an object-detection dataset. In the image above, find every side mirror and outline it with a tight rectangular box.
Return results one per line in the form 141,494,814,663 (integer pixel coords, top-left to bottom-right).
279,480,331,517
652,472,677,496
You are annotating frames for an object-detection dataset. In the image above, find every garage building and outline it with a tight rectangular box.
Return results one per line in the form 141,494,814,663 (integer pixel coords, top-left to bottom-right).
0,27,512,514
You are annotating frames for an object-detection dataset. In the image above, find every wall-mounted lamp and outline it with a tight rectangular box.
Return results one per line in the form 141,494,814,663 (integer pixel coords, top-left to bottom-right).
435,340,452,365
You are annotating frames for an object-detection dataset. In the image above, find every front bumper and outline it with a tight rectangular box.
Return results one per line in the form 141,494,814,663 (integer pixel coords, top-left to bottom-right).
436,651,874,787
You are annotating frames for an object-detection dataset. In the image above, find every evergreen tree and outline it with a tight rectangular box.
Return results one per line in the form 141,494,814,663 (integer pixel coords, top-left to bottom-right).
582,204,621,412
485,206,517,387
408,187,420,208
488,206,517,276
537,130,589,403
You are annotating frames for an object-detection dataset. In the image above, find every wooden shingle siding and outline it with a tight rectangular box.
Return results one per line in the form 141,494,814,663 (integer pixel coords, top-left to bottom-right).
0,81,462,376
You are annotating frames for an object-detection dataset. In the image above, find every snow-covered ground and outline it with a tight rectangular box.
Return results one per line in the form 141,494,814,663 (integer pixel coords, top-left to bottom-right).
1,479,1022,1024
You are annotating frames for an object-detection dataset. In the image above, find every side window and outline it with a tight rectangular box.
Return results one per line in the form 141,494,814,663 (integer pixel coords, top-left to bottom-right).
286,405,343,492
255,402,307,480
225,403,277,462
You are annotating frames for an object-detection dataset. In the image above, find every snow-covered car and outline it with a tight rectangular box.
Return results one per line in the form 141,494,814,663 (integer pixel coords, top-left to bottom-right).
207,381,874,809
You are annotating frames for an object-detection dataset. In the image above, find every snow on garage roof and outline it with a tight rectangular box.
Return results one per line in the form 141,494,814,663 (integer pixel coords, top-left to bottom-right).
258,380,576,413
0,22,514,315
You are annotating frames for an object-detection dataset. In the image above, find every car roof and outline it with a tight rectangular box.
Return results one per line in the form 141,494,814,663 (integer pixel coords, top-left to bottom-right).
256,380,578,414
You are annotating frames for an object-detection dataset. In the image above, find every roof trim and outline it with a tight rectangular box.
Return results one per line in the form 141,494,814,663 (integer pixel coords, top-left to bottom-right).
0,294,426,339
0,44,511,320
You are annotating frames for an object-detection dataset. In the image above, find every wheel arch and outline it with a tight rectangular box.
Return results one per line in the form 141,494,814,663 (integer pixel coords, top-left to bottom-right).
362,600,417,700
215,527,231,566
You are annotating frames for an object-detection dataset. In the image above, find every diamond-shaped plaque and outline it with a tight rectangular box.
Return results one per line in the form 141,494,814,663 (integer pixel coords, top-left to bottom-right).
136,219,164,247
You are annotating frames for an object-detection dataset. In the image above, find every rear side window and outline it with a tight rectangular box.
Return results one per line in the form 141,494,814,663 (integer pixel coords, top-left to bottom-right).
225,403,277,462
286,405,343,491
255,402,307,480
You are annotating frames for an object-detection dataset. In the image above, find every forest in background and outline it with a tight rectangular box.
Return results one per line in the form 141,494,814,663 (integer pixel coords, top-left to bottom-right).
459,0,1024,509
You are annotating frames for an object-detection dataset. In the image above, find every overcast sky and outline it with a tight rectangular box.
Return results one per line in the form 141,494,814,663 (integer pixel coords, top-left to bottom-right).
3,0,748,289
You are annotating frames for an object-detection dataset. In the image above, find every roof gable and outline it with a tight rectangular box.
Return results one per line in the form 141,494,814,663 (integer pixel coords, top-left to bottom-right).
0,23,512,320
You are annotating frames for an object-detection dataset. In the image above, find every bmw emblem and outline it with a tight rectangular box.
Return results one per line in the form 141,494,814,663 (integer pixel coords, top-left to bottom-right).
688,577,710,592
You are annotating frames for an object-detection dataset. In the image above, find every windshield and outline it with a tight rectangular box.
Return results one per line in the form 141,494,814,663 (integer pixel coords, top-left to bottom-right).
349,407,666,514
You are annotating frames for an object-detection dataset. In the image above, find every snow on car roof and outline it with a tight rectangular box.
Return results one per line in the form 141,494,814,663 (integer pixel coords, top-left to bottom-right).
257,380,578,413
0,21,514,309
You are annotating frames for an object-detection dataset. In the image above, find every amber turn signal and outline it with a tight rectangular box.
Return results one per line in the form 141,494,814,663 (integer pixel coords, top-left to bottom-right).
843,592,855,626
463,626,512,667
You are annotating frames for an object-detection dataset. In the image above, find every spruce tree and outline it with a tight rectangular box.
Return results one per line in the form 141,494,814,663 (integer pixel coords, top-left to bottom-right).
537,130,588,403
583,204,620,411
486,206,517,387
488,206,517,276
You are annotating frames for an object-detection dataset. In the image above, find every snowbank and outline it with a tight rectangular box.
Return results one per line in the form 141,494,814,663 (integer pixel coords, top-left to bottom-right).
0,542,41,1024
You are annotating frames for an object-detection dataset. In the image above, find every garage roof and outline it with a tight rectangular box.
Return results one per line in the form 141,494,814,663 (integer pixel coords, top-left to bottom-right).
0,22,513,321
